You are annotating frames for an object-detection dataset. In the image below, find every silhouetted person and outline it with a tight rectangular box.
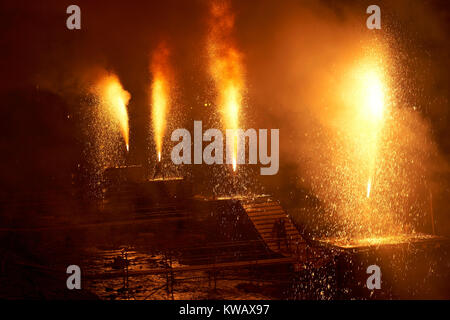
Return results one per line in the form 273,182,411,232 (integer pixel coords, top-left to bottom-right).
272,218,289,251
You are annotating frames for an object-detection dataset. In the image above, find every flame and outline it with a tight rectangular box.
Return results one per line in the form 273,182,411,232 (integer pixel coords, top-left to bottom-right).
341,53,387,199
150,43,171,162
361,61,386,199
363,69,385,122
95,73,131,151
207,1,244,172
360,64,386,199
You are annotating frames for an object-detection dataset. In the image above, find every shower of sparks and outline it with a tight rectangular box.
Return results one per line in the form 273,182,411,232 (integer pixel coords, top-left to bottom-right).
306,38,434,241
359,63,387,199
151,42,172,162
341,51,388,201
207,0,245,172
310,42,404,238
94,73,131,152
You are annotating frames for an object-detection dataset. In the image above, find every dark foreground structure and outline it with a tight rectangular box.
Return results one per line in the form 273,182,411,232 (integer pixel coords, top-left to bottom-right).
1,171,448,300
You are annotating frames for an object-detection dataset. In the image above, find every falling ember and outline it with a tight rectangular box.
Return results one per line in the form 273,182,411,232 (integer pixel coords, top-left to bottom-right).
94,73,131,151
150,43,172,162
207,1,245,172
366,177,371,198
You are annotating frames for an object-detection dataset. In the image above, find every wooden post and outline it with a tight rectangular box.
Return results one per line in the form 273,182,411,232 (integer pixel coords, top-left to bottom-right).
125,250,129,299
213,255,217,291
429,188,435,235
122,248,129,299
165,254,169,297
169,254,174,300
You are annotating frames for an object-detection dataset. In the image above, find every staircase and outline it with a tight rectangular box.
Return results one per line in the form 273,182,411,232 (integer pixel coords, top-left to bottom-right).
240,197,307,258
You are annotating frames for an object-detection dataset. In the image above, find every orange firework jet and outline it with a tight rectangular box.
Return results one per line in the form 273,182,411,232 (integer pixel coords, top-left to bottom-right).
339,49,388,200
150,43,172,162
207,0,245,172
356,57,387,199
94,73,131,151
314,42,398,238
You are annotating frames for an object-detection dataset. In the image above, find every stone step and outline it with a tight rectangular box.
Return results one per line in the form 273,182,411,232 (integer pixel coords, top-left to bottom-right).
246,209,286,216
